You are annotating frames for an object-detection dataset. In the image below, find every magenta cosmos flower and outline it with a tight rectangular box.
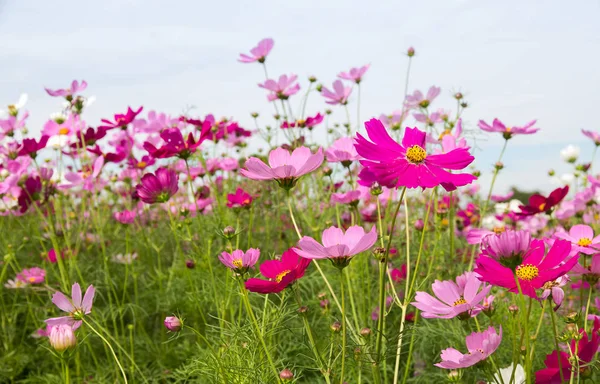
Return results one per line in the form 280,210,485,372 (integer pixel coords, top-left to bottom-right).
164,316,182,332
16,267,46,284
582,129,600,146
219,248,260,273
355,118,476,191
405,86,441,109
113,210,136,224
238,38,274,63
554,224,600,255
226,187,253,209
45,80,87,98
412,271,491,319
18,135,49,158
240,146,323,190
135,167,179,204
245,248,311,294
478,118,539,140
321,80,352,105
144,126,210,160
293,225,377,269
99,106,143,130
475,238,578,298
258,74,300,101
325,137,360,165
435,326,502,369
338,64,370,84
45,282,95,330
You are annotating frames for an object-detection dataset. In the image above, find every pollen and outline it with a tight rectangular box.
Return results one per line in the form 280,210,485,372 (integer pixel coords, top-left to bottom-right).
406,145,427,164
232,259,243,269
577,237,592,247
538,202,546,211
276,270,291,283
515,263,539,281
58,127,70,135
453,297,467,306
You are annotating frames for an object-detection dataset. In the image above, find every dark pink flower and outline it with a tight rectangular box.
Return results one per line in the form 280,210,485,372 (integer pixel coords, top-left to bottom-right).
245,249,311,294
99,106,143,130
18,135,49,158
226,188,253,209
45,80,88,98
135,167,179,204
143,126,210,160
355,119,476,191
238,38,274,63
518,186,569,216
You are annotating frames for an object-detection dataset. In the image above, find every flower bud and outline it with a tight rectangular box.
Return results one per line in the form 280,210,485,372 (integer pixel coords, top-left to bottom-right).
494,162,504,170
316,84,323,92
308,76,317,83
448,370,461,382
565,312,580,324
322,166,333,177
330,321,341,333
223,226,236,238
279,369,294,381
454,92,463,100
548,169,555,176
414,219,424,230
407,47,415,57
251,112,259,118
298,306,309,314
164,316,182,332
508,305,519,315
49,324,77,352
370,182,383,196
472,170,481,178
360,327,372,337
186,259,196,269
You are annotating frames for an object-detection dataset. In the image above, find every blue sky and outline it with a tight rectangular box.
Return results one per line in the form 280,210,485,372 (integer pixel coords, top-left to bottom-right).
1,0,598,194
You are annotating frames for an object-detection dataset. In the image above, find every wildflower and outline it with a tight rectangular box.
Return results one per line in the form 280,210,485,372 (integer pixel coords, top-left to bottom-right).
281,113,324,129
411,272,491,319
258,74,300,101
164,316,182,332
219,248,260,274
18,136,49,158
113,210,136,224
48,324,77,352
112,253,138,264
518,186,569,216
2,93,27,116
475,238,578,299
293,225,377,269
535,319,599,383
490,364,525,384
325,137,360,165
582,129,600,146
135,168,179,204
240,146,323,190
554,224,600,255
321,80,352,105
331,190,361,205
16,267,46,284
4,279,27,289
45,80,87,99
571,253,600,284
405,86,441,109
355,119,476,190
46,282,95,329
478,118,539,139
539,275,569,310
238,38,274,63
99,106,143,130
560,144,580,163
226,188,253,209
435,326,502,369
144,126,211,160
491,191,514,203
245,248,311,294
338,64,370,84
479,230,532,268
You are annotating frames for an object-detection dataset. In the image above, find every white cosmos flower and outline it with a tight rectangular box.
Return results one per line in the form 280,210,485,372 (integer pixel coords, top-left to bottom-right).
489,363,525,384
560,145,580,163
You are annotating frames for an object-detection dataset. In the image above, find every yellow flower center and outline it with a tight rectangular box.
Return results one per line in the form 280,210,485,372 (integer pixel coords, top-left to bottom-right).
297,119,306,126
453,297,467,306
505,127,512,132
578,238,592,247
28,276,37,283
406,145,427,164
58,127,70,135
137,161,147,169
515,264,539,281
232,259,243,268
276,270,291,283
538,202,546,211
493,226,506,234
438,129,452,140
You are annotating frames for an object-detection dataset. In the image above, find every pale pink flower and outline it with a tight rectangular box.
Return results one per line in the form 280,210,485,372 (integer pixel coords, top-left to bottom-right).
540,275,569,311
258,74,300,101
325,137,360,164
321,80,352,105
238,38,274,63
338,64,370,83
219,248,260,272
16,267,46,284
331,190,361,205
405,86,441,109
435,326,502,369
45,80,88,98
553,224,600,255
45,283,95,330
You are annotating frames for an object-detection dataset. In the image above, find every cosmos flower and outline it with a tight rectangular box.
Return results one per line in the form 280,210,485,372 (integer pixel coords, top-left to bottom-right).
560,145,580,163
45,80,88,98
338,64,370,84
258,74,300,101
18,136,49,158
143,126,211,160
45,282,95,330
435,326,502,369
404,86,441,109
518,186,569,216
113,210,136,224
331,190,361,205
478,118,539,139
226,188,253,209
245,248,311,294
355,119,476,191
135,167,179,204
219,248,260,273
321,80,352,105
16,267,46,284
325,137,360,164
553,224,600,255
238,38,274,63
280,113,324,129
48,324,77,352
582,129,600,146
491,191,514,203
99,106,143,130
539,275,569,311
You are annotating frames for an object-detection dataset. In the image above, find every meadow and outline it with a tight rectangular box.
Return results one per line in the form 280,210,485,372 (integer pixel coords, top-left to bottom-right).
0,38,599,383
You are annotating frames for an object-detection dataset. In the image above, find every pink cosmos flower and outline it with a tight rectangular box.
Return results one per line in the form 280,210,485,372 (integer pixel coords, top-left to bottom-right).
245,248,311,294
113,210,136,224
258,74,300,101
571,253,600,282
48,324,77,352
539,275,569,311
240,146,323,190
413,111,442,125
411,272,491,319
60,156,105,191
331,190,361,205
480,230,532,262
321,80,352,105
16,267,46,284
0,112,29,139
226,188,253,209
219,248,260,273
581,129,600,146
42,114,84,138
355,119,476,191
553,224,600,255
379,110,407,131
99,106,143,130
45,282,95,330
280,113,324,129
238,38,274,63
338,64,370,83
128,155,155,170
45,80,88,98
435,326,502,369
491,191,514,203
475,238,578,299
293,225,377,269
478,118,539,139
404,86,441,109
143,126,210,160
325,137,360,164
135,167,179,204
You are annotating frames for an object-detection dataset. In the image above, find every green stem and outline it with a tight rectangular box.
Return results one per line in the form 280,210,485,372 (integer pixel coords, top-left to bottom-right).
339,268,346,384
82,318,128,383
584,285,594,333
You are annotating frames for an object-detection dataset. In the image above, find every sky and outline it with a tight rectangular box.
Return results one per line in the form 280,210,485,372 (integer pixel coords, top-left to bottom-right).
1,0,599,194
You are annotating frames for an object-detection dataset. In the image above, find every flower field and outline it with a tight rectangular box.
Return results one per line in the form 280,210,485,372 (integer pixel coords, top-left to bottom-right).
1,37,600,383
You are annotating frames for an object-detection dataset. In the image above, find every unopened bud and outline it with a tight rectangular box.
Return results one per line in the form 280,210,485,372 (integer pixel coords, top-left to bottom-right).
407,47,415,57
331,321,341,333
298,306,308,314
495,162,504,170
322,166,333,177
360,327,372,337
548,169,555,176
308,76,317,83
508,305,519,314
279,369,294,380
186,259,196,269
414,219,424,230
454,92,463,100
370,182,383,196
49,324,77,352
164,316,182,332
